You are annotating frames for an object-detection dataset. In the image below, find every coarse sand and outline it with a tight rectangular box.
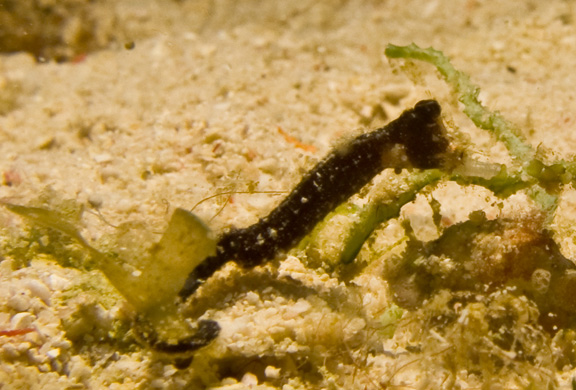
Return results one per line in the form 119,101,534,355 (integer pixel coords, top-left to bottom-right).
3,1,576,389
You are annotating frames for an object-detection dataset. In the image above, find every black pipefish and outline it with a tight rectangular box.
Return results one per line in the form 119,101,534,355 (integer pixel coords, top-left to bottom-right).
179,100,450,299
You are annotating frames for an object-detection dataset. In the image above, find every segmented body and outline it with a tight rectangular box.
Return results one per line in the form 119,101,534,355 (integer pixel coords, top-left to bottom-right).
179,100,449,299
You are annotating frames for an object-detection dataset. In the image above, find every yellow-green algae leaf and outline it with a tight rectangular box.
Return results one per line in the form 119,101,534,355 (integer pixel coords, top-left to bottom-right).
97,208,217,342
99,208,216,313
2,203,91,249
3,203,215,317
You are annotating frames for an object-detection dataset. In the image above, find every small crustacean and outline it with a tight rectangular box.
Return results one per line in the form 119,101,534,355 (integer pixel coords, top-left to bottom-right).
179,100,451,299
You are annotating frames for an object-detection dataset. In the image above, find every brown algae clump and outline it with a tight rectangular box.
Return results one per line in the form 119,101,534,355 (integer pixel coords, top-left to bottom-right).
376,209,576,387
386,210,576,331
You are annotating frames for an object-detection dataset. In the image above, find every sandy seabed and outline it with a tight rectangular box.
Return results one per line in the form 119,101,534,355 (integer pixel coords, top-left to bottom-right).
3,1,576,389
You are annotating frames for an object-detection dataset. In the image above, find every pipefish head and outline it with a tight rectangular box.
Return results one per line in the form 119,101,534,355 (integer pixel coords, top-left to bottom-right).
396,99,453,170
